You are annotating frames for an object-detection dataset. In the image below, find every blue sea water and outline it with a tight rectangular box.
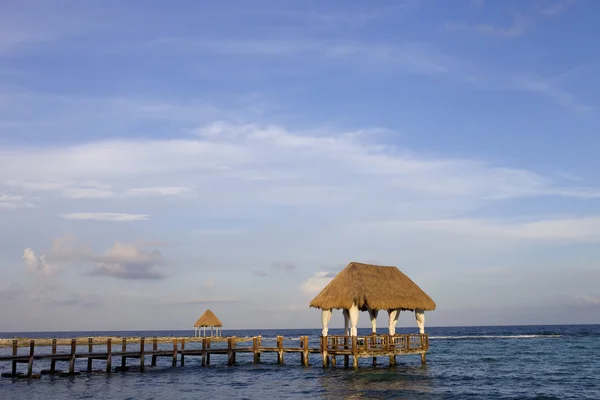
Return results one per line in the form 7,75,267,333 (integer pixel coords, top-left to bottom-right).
0,325,599,399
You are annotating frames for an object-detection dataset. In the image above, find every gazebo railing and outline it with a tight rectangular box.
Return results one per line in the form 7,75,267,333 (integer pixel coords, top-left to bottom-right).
321,334,428,354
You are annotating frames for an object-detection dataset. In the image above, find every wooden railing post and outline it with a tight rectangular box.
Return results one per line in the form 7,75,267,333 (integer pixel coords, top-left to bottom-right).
277,336,283,365
139,337,145,372
151,337,157,367
106,339,112,373
172,339,178,368
27,340,35,377
87,337,93,372
69,339,77,375
50,338,57,374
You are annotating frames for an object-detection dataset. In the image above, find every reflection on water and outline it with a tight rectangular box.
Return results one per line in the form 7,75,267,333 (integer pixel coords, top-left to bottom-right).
319,364,433,399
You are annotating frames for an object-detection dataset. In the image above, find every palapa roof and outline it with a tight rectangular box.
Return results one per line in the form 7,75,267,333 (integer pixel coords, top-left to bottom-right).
310,262,436,312
194,309,223,327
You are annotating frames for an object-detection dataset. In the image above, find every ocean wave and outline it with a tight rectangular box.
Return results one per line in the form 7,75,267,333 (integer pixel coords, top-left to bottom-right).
429,334,561,340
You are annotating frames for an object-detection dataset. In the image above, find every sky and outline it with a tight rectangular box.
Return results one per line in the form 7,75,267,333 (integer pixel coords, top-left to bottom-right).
1,0,599,332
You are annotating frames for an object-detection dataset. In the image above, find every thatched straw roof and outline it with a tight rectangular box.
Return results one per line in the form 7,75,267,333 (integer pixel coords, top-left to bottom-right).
194,309,223,327
310,262,436,312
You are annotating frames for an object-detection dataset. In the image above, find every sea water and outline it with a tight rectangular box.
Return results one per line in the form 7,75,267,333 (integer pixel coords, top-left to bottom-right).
1,325,599,399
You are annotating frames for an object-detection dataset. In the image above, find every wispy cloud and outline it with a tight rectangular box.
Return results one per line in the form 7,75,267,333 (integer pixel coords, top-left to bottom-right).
375,216,600,243
148,39,452,75
540,0,577,17
123,186,190,197
178,298,239,305
445,14,531,38
0,193,37,209
62,213,149,222
571,295,600,308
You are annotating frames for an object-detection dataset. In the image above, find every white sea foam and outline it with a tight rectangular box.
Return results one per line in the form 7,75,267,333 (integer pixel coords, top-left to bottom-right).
428,334,561,340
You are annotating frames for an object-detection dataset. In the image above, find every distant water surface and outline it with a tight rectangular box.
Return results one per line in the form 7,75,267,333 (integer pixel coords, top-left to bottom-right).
1,325,599,399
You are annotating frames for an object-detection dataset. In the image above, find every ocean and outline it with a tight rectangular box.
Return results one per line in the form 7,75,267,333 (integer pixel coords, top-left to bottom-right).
1,325,599,399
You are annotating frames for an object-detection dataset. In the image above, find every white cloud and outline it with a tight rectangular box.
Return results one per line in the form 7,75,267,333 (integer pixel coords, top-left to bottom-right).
123,186,189,197
0,193,37,209
572,295,600,307
22,248,59,276
300,271,336,295
62,213,149,222
25,238,167,280
63,188,117,199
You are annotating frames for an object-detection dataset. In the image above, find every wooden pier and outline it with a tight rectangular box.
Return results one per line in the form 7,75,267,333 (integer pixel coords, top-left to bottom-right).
0,333,428,379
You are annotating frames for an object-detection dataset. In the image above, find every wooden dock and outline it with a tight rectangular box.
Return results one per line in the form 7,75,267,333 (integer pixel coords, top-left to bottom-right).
0,334,428,379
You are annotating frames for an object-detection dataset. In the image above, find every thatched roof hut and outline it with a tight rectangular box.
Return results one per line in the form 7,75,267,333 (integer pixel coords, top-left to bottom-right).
310,262,436,312
194,309,223,337
309,262,436,336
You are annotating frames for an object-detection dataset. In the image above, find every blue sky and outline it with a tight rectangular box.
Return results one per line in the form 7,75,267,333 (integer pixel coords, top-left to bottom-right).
1,0,599,331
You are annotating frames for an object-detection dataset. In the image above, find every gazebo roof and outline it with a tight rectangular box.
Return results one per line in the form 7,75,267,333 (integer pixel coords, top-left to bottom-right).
194,309,223,327
309,262,436,312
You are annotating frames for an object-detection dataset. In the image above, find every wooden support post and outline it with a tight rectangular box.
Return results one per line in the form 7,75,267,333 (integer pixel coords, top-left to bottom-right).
206,338,211,365
139,337,145,372
11,339,17,376
256,337,261,363
253,337,259,364
421,353,426,365
50,339,57,374
87,338,93,372
277,336,284,365
106,339,112,373
321,336,328,368
201,338,206,366
27,340,34,377
172,339,178,368
69,339,77,375
121,338,127,370
371,336,376,367
389,355,396,366
180,338,185,367
352,336,358,369
227,338,234,366
344,337,349,368
302,336,309,366
151,337,157,367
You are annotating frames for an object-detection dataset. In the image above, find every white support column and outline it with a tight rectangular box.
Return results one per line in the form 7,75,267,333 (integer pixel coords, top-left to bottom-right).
415,309,425,334
368,308,378,334
388,309,400,335
342,309,350,336
321,309,332,336
349,303,359,336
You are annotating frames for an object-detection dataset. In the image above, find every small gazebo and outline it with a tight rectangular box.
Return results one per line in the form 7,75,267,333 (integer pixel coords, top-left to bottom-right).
310,262,436,336
194,309,223,337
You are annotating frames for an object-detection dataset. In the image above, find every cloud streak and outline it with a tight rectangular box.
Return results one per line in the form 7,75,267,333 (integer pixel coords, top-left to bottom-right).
62,213,149,222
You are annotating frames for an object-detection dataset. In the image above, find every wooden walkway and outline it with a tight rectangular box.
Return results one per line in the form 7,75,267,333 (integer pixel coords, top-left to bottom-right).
0,334,428,379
